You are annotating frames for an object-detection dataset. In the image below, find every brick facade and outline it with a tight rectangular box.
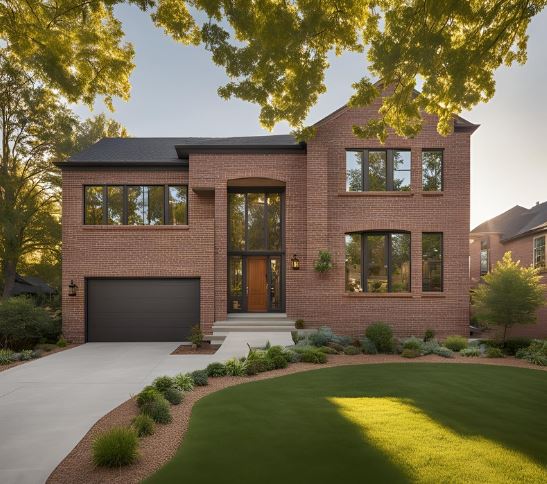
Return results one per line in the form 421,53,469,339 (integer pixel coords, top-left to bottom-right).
62,102,473,343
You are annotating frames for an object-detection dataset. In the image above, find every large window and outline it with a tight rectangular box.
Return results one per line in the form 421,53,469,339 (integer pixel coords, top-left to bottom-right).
534,235,546,270
422,150,443,191
346,149,411,192
422,233,443,292
480,239,489,276
84,185,187,225
228,191,282,251
345,232,410,293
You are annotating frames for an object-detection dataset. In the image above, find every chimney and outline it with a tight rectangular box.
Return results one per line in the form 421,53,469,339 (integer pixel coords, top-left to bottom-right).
536,201,540,206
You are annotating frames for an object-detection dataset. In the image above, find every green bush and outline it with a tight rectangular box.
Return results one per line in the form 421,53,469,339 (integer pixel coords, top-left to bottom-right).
0,348,15,365
19,349,34,361
0,297,57,351
132,414,155,437
140,396,172,424
503,338,532,356
424,329,435,341
295,319,305,329
92,427,139,467
136,386,163,408
360,338,378,355
163,387,183,405
291,331,300,344
244,359,261,375
300,348,327,364
421,339,440,355
266,345,286,360
190,324,203,347
401,348,421,358
314,250,333,273
433,346,454,358
153,376,176,393
365,322,394,353
309,327,335,347
443,335,468,352
318,346,338,354
56,336,67,348
35,343,57,352
460,347,481,357
343,345,360,355
174,373,194,391
206,362,227,377
283,350,301,363
190,370,208,386
486,347,505,358
225,358,246,376
327,341,345,353
270,354,288,369
402,337,423,352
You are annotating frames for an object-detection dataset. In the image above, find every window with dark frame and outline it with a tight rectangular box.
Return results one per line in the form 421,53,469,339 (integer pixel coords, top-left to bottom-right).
480,239,489,276
345,149,411,192
422,233,443,292
533,235,545,270
422,150,443,191
345,232,411,293
83,185,188,225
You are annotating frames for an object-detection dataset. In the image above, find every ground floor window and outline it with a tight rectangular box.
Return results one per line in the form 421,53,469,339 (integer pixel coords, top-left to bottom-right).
422,233,443,292
480,239,489,275
345,232,411,293
534,235,545,270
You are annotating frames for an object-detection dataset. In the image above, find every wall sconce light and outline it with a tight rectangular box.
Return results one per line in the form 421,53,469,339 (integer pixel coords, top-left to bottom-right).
291,254,300,270
68,280,78,297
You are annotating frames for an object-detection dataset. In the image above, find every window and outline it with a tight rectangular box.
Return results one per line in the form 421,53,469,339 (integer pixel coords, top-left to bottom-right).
422,233,443,292
480,239,489,276
534,235,546,270
346,149,411,192
84,185,187,225
345,232,411,293
422,150,443,191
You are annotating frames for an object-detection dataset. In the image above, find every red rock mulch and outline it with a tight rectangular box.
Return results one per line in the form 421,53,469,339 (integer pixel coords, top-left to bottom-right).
47,354,546,484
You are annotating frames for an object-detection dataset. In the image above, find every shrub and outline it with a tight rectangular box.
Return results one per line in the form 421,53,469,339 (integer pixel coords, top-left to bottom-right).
19,349,34,361
424,329,435,342
291,331,299,344
360,338,378,355
140,396,172,424
295,319,305,329
343,345,360,355
132,414,155,437
443,335,468,352
174,373,194,391
283,350,301,363
56,336,67,348
190,370,208,386
224,358,246,376
486,347,505,358
0,297,57,350
421,339,440,355
516,340,547,365
136,386,163,408
270,354,289,369
365,323,394,353
300,348,327,364
318,346,338,354
332,334,353,346
308,327,335,347
401,348,421,358
433,346,454,358
402,337,423,352
266,345,286,360
206,362,227,377
313,250,333,273
152,376,176,394
92,427,138,467
190,324,203,347
460,347,480,357
35,343,57,352
163,387,184,405
327,341,345,353
503,338,532,356
0,348,15,365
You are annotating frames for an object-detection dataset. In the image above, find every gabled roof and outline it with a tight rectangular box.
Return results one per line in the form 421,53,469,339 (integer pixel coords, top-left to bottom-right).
471,202,547,242
10,274,56,296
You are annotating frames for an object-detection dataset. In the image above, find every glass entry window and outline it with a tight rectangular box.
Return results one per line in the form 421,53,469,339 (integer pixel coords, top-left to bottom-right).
228,190,284,312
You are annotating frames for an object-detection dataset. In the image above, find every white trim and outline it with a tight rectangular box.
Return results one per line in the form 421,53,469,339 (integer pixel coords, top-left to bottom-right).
533,233,546,269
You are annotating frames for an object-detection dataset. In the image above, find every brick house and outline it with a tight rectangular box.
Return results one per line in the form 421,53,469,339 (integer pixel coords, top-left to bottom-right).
57,97,478,343
470,202,547,338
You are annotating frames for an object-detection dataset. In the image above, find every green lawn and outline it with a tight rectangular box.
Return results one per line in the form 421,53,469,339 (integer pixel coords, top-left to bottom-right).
147,364,547,484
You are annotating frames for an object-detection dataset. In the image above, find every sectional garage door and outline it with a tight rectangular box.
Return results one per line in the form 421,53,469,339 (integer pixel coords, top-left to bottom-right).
87,279,200,342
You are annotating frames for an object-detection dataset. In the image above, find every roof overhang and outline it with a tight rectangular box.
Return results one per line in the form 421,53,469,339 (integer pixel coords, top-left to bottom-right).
175,144,306,159
54,160,189,169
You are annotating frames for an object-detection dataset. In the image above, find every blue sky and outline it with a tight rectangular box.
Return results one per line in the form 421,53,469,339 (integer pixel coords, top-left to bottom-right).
75,6,547,228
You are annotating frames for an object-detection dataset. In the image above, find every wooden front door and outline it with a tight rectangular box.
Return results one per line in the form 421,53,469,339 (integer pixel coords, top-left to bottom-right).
247,256,268,312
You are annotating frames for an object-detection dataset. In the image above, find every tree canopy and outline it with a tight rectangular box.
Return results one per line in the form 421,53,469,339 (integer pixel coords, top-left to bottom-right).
2,1,545,140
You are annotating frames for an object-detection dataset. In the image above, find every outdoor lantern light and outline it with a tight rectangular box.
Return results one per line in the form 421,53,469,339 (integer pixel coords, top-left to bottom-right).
291,254,300,270
68,280,78,297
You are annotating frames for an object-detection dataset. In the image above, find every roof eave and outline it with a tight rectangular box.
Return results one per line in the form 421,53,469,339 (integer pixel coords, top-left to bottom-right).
175,144,306,158
54,160,189,169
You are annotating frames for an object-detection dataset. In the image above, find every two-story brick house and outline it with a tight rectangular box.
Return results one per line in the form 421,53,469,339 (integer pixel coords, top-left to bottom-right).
57,95,478,343
470,202,547,338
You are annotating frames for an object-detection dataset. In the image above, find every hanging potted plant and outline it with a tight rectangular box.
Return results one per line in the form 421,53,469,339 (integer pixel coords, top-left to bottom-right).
314,250,333,273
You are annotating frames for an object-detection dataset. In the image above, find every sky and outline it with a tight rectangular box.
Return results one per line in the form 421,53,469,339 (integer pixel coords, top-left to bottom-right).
74,6,547,229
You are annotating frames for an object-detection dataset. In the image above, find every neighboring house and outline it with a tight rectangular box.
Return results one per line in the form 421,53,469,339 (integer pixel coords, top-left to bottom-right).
6,273,56,298
56,91,478,343
470,202,547,338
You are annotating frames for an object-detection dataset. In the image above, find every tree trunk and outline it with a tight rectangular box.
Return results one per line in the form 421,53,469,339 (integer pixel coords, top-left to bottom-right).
502,324,508,343
1,259,16,299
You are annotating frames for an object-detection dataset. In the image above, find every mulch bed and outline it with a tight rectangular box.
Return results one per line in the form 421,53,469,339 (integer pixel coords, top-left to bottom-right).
47,354,546,484
170,343,220,355
0,344,80,373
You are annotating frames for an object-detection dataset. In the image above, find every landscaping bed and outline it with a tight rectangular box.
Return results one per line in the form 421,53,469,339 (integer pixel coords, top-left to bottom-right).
47,353,545,484
0,343,78,373
170,343,219,355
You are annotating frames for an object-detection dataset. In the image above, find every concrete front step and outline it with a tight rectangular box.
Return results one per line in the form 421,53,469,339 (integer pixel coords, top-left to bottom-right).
214,320,295,327
227,313,288,319
204,334,226,344
213,326,296,335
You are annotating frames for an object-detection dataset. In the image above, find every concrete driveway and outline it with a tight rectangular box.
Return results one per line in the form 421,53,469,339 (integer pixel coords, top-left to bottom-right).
0,332,292,484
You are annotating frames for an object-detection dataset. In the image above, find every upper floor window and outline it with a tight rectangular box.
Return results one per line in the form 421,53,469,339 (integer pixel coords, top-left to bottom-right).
346,149,411,192
422,233,443,292
422,150,443,191
84,185,187,225
534,235,545,270
480,239,489,275
345,232,411,293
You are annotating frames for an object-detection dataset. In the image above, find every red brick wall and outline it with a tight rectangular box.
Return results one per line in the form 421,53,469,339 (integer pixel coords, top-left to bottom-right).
470,230,547,338
62,103,473,342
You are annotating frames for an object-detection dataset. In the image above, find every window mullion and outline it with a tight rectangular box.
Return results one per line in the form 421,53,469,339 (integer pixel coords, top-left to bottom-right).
386,234,392,292
362,235,368,292
164,185,169,225
102,186,107,225
387,150,394,191
244,193,248,252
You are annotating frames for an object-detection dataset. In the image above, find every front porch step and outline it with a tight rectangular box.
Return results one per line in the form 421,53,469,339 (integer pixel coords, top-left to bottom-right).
227,313,288,320
204,334,226,344
212,326,296,335
214,319,295,327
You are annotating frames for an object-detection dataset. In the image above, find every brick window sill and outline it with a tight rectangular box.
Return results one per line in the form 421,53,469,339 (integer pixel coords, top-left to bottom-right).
338,191,414,197
421,191,444,197
82,225,190,230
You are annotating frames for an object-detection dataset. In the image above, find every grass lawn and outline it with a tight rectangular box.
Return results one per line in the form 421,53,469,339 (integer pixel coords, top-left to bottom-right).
146,364,547,484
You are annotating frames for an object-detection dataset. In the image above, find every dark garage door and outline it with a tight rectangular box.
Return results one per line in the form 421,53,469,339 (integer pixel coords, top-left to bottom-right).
87,279,200,342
